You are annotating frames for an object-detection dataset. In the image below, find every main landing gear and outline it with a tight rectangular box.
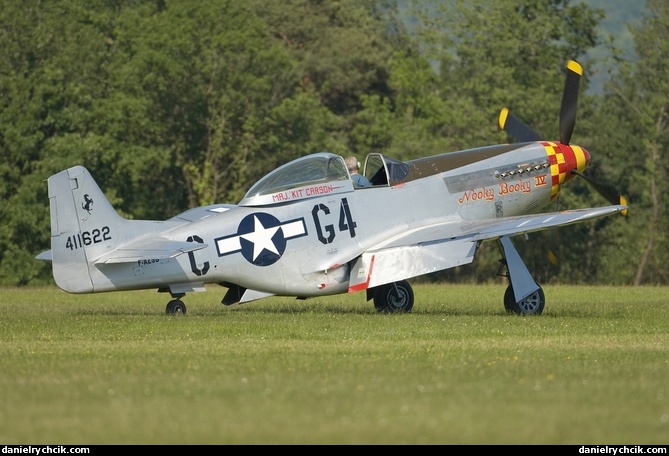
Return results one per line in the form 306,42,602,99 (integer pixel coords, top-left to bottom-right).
163,292,187,315
503,283,545,315
371,279,415,313
497,236,545,315
166,299,186,314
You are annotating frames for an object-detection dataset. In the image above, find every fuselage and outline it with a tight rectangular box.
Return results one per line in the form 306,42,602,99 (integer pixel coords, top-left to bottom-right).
78,142,588,297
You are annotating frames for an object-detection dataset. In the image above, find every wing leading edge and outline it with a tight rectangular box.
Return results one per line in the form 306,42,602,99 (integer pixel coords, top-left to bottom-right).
348,204,627,292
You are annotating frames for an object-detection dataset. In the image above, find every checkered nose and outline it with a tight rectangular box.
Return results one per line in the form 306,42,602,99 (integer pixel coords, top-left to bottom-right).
544,141,590,187
562,143,590,182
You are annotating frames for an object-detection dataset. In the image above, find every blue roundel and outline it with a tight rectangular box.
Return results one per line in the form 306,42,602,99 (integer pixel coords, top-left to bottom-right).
237,213,286,266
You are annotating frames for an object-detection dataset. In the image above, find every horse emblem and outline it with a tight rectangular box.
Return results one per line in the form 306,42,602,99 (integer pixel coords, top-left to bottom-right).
82,194,94,214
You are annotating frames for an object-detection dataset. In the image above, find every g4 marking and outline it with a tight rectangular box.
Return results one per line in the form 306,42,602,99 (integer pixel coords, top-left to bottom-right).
312,197,357,245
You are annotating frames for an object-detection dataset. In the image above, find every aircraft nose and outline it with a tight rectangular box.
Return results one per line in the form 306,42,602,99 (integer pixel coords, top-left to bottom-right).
544,141,590,194
554,142,589,182
575,146,591,173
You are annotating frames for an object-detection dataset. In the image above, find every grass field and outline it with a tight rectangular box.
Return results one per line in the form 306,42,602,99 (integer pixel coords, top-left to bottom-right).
0,283,667,444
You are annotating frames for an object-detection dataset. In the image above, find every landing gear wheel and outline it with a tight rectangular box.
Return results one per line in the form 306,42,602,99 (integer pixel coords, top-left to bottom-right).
166,299,187,315
504,285,544,315
373,280,414,313
503,285,515,313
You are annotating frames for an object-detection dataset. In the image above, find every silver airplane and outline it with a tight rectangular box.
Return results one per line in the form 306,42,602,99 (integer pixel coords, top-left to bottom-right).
36,61,627,315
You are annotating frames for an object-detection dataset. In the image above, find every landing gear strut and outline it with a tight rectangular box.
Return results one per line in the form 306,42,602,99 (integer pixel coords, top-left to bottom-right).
497,236,545,315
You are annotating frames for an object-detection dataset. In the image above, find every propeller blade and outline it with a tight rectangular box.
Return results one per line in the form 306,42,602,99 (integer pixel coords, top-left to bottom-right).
573,170,628,216
548,248,559,265
559,60,582,145
548,219,560,264
498,107,542,142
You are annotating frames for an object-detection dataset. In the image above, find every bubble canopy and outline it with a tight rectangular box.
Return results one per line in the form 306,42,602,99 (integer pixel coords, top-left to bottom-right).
239,152,352,206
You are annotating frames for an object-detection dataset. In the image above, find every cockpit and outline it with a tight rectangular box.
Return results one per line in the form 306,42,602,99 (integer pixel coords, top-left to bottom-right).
239,152,353,206
238,151,412,207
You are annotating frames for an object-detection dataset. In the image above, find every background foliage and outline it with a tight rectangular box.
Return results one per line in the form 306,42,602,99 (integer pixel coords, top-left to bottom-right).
1,0,666,286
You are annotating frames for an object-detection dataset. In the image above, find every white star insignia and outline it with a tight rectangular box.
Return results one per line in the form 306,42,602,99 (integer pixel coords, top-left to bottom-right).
240,215,281,261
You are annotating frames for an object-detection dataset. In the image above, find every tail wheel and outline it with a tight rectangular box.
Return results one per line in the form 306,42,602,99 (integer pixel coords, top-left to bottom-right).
504,285,545,315
373,280,414,313
166,299,187,315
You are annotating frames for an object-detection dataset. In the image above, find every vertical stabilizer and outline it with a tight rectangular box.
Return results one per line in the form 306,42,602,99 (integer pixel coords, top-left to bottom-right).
47,166,125,293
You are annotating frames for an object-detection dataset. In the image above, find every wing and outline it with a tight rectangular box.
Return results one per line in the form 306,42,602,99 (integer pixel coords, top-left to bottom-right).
461,205,626,241
93,237,208,264
348,204,626,292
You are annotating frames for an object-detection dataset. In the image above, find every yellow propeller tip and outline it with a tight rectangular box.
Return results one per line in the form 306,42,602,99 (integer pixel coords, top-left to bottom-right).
620,195,628,216
548,250,559,265
567,60,582,76
499,108,509,130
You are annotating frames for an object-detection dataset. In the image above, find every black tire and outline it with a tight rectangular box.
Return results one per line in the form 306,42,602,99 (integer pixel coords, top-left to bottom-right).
504,285,544,315
503,285,515,313
373,280,414,313
166,299,187,315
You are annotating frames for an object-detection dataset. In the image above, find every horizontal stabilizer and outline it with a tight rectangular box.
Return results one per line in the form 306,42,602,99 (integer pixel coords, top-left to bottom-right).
35,250,53,261
93,238,208,264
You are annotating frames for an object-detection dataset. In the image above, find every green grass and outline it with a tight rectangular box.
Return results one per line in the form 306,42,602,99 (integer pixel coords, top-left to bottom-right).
0,284,667,444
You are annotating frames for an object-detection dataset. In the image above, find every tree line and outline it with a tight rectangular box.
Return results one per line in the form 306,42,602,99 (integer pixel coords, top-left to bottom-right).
1,0,666,286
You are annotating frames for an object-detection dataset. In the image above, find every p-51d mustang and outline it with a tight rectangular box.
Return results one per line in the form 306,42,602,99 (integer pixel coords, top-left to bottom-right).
36,60,627,315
